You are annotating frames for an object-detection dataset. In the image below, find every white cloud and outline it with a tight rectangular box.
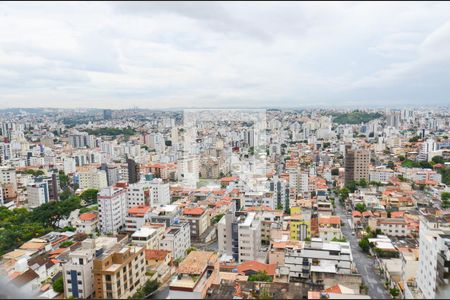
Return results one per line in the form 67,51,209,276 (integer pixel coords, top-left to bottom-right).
0,1,449,108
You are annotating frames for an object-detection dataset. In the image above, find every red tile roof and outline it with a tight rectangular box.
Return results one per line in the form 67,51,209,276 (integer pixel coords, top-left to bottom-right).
325,284,344,294
352,211,362,217
220,176,239,182
183,207,205,216
128,205,150,216
79,212,97,221
391,211,405,218
145,249,170,261
318,216,340,225
236,260,277,276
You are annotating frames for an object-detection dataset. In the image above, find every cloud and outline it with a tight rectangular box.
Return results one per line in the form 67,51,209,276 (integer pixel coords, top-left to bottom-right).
0,2,449,108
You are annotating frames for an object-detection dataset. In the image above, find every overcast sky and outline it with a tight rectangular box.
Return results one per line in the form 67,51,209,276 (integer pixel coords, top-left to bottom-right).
1,1,450,109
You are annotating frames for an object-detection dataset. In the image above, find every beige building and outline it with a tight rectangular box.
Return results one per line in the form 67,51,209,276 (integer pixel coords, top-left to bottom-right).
93,245,146,299
344,148,370,185
168,251,220,299
78,169,108,190
180,207,210,241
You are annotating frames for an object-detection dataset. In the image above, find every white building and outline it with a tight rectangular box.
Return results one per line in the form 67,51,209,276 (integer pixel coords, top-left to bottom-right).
78,169,108,190
0,166,17,190
415,212,450,299
131,225,165,250
218,211,262,263
127,182,152,207
62,237,117,299
63,157,77,175
27,181,49,209
125,205,152,232
284,238,354,282
369,167,398,183
97,187,128,234
159,222,191,260
147,178,170,206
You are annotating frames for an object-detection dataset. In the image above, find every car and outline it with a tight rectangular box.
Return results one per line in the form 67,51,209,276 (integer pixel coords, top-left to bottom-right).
351,231,355,236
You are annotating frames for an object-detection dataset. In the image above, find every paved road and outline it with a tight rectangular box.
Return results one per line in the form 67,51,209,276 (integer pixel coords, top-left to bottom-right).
149,285,169,299
334,195,391,299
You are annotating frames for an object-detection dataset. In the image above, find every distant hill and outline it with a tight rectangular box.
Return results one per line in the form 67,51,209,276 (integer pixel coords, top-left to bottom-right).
332,110,383,124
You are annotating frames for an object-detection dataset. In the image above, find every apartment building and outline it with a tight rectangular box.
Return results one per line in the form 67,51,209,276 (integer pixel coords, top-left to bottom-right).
62,237,117,299
318,216,342,242
415,212,450,299
147,178,170,206
126,183,151,207
289,208,311,241
125,205,152,232
73,212,98,234
284,238,354,284
78,169,108,190
180,207,210,241
218,211,262,263
27,181,49,209
344,147,370,185
131,224,165,250
377,218,409,237
168,251,220,299
98,187,128,234
0,167,17,197
150,204,179,227
159,222,191,260
369,167,398,183
93,244,146,299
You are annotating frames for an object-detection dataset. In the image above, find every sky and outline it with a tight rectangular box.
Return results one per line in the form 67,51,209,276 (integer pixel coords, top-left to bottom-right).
0,1,450,109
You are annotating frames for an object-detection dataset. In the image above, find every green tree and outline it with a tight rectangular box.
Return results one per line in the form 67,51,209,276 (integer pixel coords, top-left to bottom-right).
409,136,419,142
442,192,450,209
358,178,368,188
432,156,445,164
339,187,350,200
132,279,159,299
389,288,400,298
212,214,224,224
59,241,74,248
355,203,367,213
387,161,395,169
258,288,272,300
80,189,98,204
359,237,370,253
248,271,273,282
52,277,64,293
59,187,73,201
331,236,347,242
186,247,197,255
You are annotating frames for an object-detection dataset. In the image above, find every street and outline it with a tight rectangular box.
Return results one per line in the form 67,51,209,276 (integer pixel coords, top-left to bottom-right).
334,195,391,299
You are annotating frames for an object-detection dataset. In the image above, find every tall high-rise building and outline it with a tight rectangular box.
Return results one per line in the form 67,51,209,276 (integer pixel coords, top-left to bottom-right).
415,211,450,299
93,242,146,299
27,181,49,208
218,211,262,263
69,133,94,149
344,147,370,185
103,109,112,120
127,158,140,184
98,187,128,234
78,169,108,190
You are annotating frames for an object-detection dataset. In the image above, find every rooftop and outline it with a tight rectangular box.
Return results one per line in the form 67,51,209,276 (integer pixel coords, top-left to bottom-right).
178,251,218,275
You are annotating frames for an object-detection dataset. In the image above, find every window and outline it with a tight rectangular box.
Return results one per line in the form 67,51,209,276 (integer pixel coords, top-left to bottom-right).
105,275,111,281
